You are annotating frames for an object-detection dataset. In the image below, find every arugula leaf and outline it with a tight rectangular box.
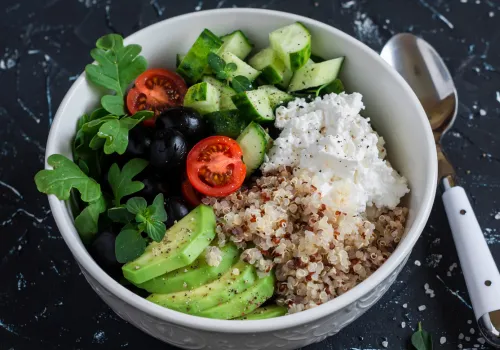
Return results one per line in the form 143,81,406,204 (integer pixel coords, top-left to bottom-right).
107,207,135,224
89,108,110,121
130,110,155,121
82,115,118,135
115,227,147,263
411,322,433,350
73,111,106,180
107,158,148,206
126,197,148,215
97,117,142,155
85,34,147,115
35,154,101,202
74,195,107,243
231,75,253,93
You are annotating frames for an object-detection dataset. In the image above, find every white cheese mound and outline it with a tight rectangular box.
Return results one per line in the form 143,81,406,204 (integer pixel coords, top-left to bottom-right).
261,92,409,214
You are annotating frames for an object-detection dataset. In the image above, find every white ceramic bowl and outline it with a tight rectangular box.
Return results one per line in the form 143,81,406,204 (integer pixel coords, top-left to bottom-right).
45,8,437,350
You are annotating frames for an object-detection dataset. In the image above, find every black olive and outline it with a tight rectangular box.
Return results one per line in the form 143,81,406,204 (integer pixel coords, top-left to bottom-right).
89,231,122,278
150,129,188,170
165,197,190,228
156,107,207,143
136,175,169,201
126,125,153,158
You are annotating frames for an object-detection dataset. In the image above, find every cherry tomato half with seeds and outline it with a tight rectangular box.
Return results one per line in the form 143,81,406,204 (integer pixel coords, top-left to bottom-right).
126,68,187,127
186,136,246,197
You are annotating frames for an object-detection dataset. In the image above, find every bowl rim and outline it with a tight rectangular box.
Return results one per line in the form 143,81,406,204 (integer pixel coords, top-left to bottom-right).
46,8,437,333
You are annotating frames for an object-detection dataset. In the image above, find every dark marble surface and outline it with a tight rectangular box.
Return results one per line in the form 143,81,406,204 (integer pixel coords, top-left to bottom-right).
0,0,499,349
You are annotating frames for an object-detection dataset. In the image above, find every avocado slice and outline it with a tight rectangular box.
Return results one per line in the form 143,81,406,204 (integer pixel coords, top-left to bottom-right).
147,261,257,314
235,304,287,320
122,205,216,285
136,242,239,294
198,273,275,320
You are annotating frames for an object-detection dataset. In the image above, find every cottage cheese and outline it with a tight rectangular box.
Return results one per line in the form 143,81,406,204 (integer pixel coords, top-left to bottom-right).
261,92,409,214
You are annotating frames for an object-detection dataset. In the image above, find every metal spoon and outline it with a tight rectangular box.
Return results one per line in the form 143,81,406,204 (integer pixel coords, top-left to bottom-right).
381,33,500,348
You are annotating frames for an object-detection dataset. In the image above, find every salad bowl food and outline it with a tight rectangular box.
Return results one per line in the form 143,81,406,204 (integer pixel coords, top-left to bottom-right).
42,8,437,350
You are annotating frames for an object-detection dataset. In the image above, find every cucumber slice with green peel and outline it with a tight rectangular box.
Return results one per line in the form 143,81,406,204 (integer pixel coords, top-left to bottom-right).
201,76,237,110
177,29,223,84
122,205,216,285
198,274,275,319
257,85,294,109
288,57,345,92
237,122,273,176
205,110,248,138
232,90,274,123
235,305,288,320
147,261,257,315
310,53,326,63
183,82,220,115
135,243,240,294
218,30,254,60
248,48,292,87
176,53,186,68
221,52,261,82
269,22,312,72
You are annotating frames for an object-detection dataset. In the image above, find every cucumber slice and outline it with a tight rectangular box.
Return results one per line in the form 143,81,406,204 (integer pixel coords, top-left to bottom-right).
176,53,186,68
218,30,254,60
136,243,240,294
237,122,273,176
201,76,237,110
183,82,220,115
288,57,345,92
147,261,257,315
205,110,248,138
248,48,292,87
269,22,311,72
122,205,216,285
232,90,273,123
177,29,223,84
221,52,260,82
257,85,294,109
235,305,288,320
310,53,325,63
198,274,275,319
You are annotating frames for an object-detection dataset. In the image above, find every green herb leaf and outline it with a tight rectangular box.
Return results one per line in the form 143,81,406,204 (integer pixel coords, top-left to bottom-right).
89,134,106,150
85,34,147,115
207,52,226,75
97,117,142,155
126,197,148,215
74,195,107,243
115,227,147,263
411,322,433,350
107,206,135,224
107,158,148,206
130,110,154,121
231,75,253,93
215,71,228,80
225,62,237,73
144,220,166,242
34,154,101,202
149,193,167,222
82,115,119,135
89,108,110,121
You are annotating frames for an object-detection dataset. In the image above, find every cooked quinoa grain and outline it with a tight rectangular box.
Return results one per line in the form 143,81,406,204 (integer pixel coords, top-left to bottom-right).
203,166,408,313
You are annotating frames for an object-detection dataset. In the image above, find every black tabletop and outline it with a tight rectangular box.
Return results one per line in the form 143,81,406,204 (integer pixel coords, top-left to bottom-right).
1,0,499,349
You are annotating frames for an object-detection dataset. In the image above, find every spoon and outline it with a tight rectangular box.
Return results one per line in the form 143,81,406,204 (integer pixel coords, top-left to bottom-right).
381,33,500,348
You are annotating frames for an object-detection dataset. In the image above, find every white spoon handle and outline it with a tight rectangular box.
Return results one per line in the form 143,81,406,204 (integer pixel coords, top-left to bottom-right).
442,185,500,320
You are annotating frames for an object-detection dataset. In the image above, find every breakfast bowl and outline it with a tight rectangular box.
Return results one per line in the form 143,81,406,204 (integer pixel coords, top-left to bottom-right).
44,8,437,350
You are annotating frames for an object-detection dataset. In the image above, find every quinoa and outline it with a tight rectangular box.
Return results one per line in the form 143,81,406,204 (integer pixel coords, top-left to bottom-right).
202,166,408,313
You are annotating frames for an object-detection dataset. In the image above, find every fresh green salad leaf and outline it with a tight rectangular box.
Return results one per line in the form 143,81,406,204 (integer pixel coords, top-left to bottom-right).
107,207,135,224
107,158,148,206
97,117,142,155
115,227,147,263
207,52,239,81
35,154,101,202
89,107,110,121
293,78,345,99
85,34,148,115
231,75,253,93
225,62,237,72
128,194,167,242
74,195,107,243
411,322,433,350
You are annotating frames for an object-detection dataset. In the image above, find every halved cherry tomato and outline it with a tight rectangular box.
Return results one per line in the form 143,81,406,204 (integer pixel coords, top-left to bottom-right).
127,68,187,127
181,180,202,207
186,136,246,197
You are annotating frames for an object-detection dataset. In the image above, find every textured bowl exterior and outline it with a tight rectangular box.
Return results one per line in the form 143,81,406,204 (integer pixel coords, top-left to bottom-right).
82,256,408,349
45,8,437,350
